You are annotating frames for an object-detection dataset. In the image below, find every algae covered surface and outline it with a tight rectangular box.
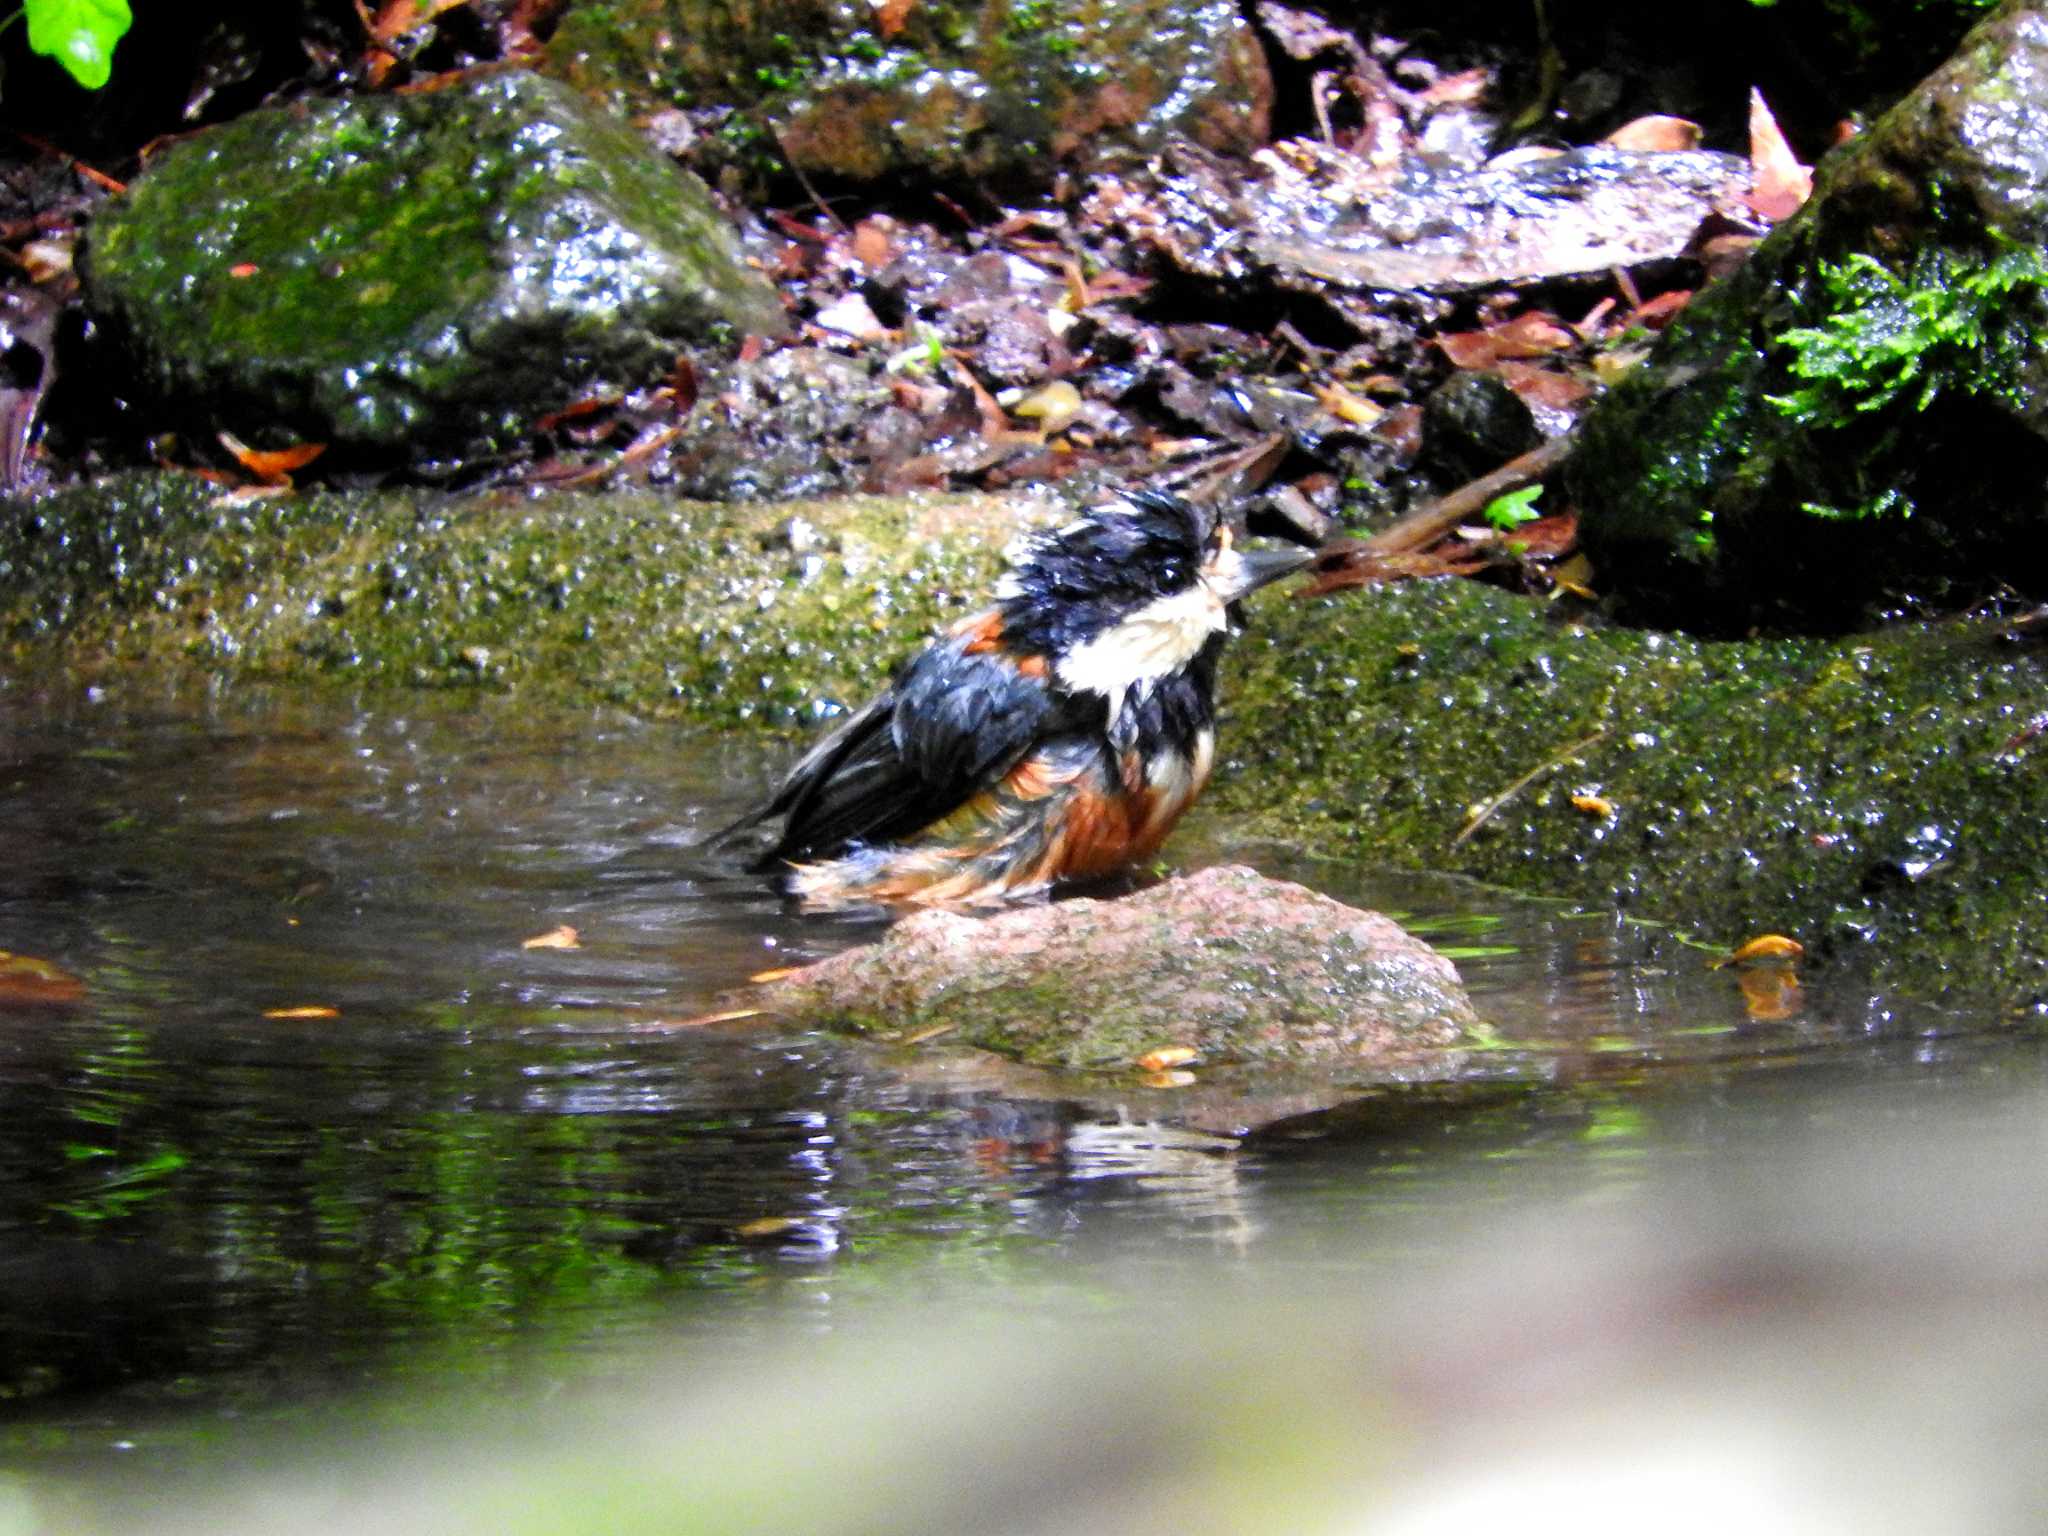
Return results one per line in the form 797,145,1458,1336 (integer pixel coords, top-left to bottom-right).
1219,578,2048,1004
0,473,1045,728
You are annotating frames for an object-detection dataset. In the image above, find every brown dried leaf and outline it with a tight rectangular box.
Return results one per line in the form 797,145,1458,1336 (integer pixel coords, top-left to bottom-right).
1747,87,1812,222
875,0,915,39
1721,933,1806,967
369,0,471,44
851,216,895,270
217,430,326,485
521,925,580,950
1602,115,1702,153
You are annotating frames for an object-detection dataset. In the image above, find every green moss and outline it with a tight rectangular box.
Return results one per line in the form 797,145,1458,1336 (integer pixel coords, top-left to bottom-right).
1771,243,2044,445
0,475,1031,729
1217,579,2048,1006
79,72,783,454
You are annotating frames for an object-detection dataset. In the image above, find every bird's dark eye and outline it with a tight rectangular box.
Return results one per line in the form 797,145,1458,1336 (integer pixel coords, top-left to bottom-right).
1159,560,1186,588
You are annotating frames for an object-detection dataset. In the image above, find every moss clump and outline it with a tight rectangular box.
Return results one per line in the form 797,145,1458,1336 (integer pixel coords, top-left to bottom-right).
79,72,784,456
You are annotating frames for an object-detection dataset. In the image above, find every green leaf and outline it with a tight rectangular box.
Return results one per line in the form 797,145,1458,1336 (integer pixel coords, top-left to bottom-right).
1482,483,1544,531
24,0,131,90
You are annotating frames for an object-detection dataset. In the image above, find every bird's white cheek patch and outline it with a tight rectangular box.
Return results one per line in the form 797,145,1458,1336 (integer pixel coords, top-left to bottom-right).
1054,582,1226,701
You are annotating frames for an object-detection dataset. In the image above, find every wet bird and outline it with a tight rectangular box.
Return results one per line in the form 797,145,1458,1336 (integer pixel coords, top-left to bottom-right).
717,490,1313,909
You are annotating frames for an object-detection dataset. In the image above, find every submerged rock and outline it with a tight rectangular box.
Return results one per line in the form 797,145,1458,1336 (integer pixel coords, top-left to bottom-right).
757,865,1475,1074
1568,0,2048,632
79,71,786,458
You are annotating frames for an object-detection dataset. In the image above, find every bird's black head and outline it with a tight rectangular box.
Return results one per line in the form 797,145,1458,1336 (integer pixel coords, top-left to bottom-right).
994,490,1312,703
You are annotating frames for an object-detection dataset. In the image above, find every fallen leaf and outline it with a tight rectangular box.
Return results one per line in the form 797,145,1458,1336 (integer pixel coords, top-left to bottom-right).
851,216,895,269
1135,1045,1198,1072
217,430,326,486
1602,115,1702,152
1747,87,1812,222
263,1005,340,1020
368,0,471,44
521,925,580,950
1496,361,1593,411
735,1216,803,1239
1570,793,1615,818
874,0,915,39
1710,933,1805,970
812,293,887,340
0,950,86,1007
1010,379,1083,432
1312,378,1383,426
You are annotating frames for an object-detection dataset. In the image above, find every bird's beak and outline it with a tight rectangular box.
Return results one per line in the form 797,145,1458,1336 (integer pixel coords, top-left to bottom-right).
1214,542,1316,602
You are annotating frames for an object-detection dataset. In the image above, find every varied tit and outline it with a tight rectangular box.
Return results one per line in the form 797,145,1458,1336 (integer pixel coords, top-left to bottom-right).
719,490,1313,909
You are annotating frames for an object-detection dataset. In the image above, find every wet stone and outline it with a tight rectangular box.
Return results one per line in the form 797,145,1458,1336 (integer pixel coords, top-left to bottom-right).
79,71,787,457
757,865,1476,1075
546,0,1272,192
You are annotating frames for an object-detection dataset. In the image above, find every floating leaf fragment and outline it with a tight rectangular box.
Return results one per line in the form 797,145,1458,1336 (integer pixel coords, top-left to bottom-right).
1710,933,1805,970
1570,793,1615,818
521,925,580,950
735,1216,803,1239
0,950,86,1007
263,1005,340,1020
1135,1045,1198,1072
749,964,803,983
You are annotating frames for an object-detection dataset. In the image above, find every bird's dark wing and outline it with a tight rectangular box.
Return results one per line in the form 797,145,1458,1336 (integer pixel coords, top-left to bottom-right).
716,630,1061,869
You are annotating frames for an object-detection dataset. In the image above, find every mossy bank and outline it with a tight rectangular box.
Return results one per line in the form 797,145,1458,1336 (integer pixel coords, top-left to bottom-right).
5,473,2045,1008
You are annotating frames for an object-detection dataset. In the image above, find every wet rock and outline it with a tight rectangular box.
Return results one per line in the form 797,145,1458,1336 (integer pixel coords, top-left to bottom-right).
545,0,1271,193
1568,0,2048,632
757,865,1476,1074
1421,370,1541,485
1110,137,1753,318
78,71,786,458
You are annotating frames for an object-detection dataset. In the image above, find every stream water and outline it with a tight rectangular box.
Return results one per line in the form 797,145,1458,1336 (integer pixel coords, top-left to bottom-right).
2,677,2042,1489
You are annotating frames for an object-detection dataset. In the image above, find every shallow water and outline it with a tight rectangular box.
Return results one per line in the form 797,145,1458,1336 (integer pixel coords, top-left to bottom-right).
1,677,2038,1466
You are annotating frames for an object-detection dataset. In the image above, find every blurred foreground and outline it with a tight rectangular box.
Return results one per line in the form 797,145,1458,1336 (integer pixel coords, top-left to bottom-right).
12,1073,2048,1535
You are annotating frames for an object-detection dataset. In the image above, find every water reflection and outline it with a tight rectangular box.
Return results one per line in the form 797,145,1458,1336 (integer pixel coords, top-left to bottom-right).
0,678,2032,1455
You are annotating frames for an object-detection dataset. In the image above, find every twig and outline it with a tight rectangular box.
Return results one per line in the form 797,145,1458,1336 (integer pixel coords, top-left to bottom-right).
1361,431,1575,559
1450,727,1612,849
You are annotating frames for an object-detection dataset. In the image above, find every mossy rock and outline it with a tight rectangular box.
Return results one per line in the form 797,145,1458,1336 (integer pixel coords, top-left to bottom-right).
78,71,786,459
544,0,1270,192
1568,0,2048,632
